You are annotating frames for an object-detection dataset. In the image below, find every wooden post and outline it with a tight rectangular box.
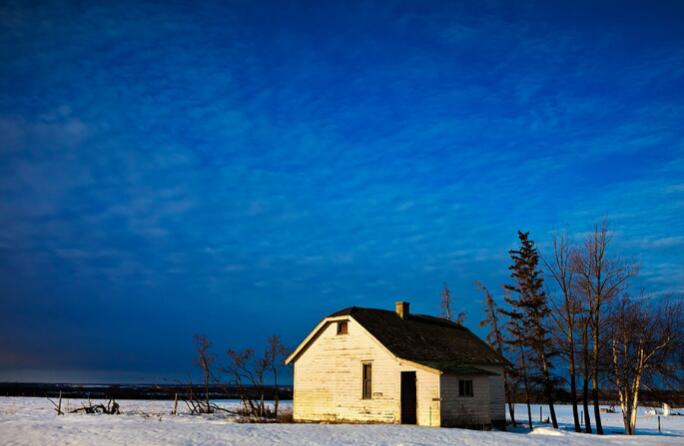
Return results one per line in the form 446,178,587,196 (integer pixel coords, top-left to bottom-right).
58,391,63,416
658,415,661,433
172,393,178,415
580,410,583,427
539,406,542,423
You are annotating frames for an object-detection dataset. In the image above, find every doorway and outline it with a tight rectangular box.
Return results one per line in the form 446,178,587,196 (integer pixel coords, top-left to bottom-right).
400,371,417,424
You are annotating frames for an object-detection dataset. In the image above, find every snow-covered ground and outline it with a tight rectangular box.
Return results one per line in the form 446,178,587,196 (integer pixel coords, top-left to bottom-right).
0,397,682,445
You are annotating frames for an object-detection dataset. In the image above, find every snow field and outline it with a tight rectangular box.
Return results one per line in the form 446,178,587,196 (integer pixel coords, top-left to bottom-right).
0,398,682,445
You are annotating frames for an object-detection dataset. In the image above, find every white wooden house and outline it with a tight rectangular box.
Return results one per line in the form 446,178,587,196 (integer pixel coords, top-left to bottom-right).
285,302,507,428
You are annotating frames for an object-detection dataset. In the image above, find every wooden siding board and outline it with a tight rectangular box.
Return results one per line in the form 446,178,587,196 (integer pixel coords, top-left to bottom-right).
478,365,506,423
439,374,492,426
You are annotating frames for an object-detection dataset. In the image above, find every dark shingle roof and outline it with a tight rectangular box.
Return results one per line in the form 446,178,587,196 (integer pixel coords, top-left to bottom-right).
328,307,506,373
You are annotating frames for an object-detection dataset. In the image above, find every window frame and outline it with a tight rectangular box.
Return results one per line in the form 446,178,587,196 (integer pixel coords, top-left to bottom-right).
458,379,474,397
336,320,348,335
362,362,373,399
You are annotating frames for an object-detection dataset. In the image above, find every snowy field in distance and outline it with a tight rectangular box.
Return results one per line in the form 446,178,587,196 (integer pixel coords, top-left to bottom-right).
1,397,683,445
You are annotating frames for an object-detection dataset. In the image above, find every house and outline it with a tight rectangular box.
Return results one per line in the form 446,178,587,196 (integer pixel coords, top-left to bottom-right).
285,301,507,428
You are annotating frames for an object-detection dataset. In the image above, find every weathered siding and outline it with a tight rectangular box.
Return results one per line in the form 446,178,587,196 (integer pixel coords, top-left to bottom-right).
439,374,491,427
410,364,440,427
292,318,441,426
480,365,506,425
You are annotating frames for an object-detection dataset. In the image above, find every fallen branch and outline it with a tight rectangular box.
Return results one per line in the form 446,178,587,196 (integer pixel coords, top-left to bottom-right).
182,397,235,415
47,391,64,415
70,398,120,415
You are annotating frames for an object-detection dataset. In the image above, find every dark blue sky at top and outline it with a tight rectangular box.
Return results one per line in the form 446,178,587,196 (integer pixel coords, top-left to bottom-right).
1,0,683,383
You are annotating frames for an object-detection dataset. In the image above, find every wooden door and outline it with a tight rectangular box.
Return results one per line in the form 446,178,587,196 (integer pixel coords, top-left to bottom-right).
401,371,417,424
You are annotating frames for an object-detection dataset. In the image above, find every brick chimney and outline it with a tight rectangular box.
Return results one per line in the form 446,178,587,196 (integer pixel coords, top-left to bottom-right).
395,301,410,319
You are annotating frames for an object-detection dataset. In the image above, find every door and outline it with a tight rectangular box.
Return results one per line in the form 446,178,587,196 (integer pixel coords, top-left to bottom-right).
401,371,417,424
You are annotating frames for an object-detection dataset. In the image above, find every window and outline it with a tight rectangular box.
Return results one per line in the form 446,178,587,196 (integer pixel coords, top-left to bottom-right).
362,363,372,399
458,379,473,397
337,321,348,335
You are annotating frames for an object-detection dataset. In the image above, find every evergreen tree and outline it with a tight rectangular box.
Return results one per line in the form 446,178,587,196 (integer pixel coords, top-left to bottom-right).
503,231,559,429
500,288,533,429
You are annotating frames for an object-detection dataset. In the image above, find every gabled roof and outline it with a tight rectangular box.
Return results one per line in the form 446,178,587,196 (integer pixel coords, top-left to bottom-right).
287,306,506,375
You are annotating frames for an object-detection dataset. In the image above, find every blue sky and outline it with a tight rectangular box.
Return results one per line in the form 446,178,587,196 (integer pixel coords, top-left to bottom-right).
1,0,683,383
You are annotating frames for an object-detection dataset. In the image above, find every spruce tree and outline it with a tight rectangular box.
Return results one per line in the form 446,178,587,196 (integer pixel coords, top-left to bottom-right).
504,231,558,429
500,288,533,429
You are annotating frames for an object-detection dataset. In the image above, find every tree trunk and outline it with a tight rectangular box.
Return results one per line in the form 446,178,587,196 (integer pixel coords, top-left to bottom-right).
616,381,631,434
568,336,581,432
520,346,533,430
622,408,632,435
273,368,280,417
502,368,516,426
628,407,637,435
205,376,210,413
582,330,593,434
545,383,558,428
618,386,637,436
582,378,592,433
592,335,603,435
627,372,642,435
569,362,581,432
540,357,558,428
616,374,632,434
592,384,603,434
260,389,265,417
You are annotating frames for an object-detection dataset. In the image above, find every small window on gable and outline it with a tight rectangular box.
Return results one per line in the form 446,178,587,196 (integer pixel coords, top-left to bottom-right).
458,379,473,397
337,320,348,335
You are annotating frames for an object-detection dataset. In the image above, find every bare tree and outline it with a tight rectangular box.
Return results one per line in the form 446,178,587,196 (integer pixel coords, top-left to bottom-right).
477,282,516,426
544,234,581,432
194,334,216,414
440,283,465,324
265,335,288,416
607,295,683,434
223,334,288,418
572,222,637,434
224,348,264,417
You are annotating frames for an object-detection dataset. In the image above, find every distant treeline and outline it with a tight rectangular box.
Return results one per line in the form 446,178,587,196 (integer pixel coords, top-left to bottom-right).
0,382,292,400
2,382,680,406
512,388,684,407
